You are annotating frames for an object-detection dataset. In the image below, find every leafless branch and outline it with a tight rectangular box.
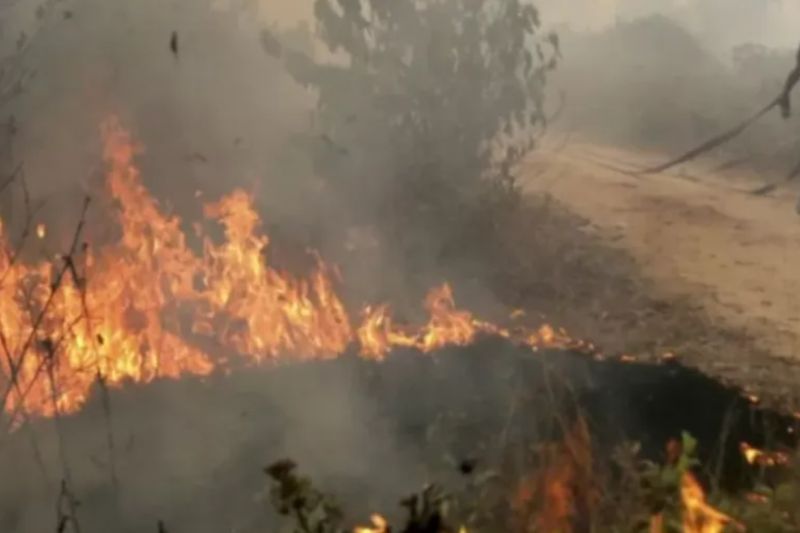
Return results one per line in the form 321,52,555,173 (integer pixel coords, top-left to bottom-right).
638,41,800,178
0,197,90,417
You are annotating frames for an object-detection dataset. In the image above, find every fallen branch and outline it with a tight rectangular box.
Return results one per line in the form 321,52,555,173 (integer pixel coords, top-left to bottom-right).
638,41,800,177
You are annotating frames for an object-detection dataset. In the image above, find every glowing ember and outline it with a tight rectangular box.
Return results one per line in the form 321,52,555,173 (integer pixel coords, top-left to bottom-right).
0,118,579,423
354,514,388,533
740,442,790,467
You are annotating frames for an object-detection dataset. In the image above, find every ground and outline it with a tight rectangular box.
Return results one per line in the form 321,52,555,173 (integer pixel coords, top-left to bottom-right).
510,140,800,413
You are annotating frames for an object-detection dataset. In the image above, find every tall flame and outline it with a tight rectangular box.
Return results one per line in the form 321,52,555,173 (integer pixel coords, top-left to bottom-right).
0,118,577,422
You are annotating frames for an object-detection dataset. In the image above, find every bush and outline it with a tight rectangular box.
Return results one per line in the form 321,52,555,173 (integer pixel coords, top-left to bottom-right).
264,0,558,262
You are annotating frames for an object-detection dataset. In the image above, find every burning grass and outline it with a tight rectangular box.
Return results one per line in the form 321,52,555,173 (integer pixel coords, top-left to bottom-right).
1,119,799,532
0,118,576,422
2,340,799,532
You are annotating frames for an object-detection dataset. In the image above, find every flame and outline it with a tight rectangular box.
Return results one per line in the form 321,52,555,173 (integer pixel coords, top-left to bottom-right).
35,224,46,239
0,118,580,422
512,417,596,533
681,472,743,533
740,442,789,467
354,514,388,533
358,290,573,360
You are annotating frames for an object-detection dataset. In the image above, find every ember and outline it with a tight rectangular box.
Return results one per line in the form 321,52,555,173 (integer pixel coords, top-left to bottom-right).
354,514,389,533
740,442,790,467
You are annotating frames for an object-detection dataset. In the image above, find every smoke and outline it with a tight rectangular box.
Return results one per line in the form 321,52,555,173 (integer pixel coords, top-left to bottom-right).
0,1,440,531
1,0,795,530
4,0,319,240
0,2,523,531
539,0,799,53
541,1,800,171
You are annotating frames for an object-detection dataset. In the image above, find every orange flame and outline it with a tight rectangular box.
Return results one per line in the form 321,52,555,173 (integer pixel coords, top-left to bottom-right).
681,472,744,533
354,514,388,533
740,442,790,467
512,417,596,533
0,118,580,422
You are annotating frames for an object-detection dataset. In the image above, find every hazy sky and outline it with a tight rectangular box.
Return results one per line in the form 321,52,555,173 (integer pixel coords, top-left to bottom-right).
240,0,800,54
540,0,798,52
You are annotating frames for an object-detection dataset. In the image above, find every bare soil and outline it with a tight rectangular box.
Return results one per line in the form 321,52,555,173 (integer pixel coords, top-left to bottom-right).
495,140,800,413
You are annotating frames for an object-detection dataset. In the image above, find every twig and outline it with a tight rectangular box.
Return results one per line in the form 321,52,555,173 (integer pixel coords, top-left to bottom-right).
750,156,800,196
43,336,84,533
0,197,90,416
709,400,738,494
55,479,82,533
95,371,119,489
0,161,22,196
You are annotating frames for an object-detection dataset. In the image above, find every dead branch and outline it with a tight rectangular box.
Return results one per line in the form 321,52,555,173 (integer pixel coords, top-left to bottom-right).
0,197,90,418
638,41,800,177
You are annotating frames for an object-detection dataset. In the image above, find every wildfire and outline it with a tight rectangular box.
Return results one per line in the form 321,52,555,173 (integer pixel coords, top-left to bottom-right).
680,472,743,533
0,118,577,423
512,417,597,533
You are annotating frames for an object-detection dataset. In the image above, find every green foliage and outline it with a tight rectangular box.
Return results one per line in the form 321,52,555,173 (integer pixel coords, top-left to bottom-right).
600,432,699,532
605,433,800,533
266,0,558,258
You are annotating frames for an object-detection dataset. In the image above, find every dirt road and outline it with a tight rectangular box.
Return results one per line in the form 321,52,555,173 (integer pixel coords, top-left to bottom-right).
522,141,800,369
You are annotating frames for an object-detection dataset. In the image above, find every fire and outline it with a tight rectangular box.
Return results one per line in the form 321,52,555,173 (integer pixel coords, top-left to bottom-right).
358,290,574,360
35,223,46,239
512,417,596,533
0,118,577,423
354,514,388,533
740,442,790,467
357,284,488,360
680,472,743,533
197,190,352,361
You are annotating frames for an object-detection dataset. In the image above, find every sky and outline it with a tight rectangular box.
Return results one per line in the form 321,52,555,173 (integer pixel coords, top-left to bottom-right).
539,0,798,53
215,0,800,55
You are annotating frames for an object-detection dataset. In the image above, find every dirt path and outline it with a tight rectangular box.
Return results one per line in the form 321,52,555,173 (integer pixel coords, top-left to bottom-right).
521,141,800,368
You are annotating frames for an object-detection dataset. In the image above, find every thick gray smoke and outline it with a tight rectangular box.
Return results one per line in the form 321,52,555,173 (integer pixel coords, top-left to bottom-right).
0,1,513,531
0,1,431,531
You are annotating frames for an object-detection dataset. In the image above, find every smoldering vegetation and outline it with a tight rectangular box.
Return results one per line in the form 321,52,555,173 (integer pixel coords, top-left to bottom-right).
2,341,795,532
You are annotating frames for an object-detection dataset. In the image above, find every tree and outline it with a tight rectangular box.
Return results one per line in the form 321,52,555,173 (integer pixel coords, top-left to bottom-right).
264,0,558,263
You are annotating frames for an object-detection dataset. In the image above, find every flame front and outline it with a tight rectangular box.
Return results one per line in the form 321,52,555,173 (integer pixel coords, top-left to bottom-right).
0,118,575,422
